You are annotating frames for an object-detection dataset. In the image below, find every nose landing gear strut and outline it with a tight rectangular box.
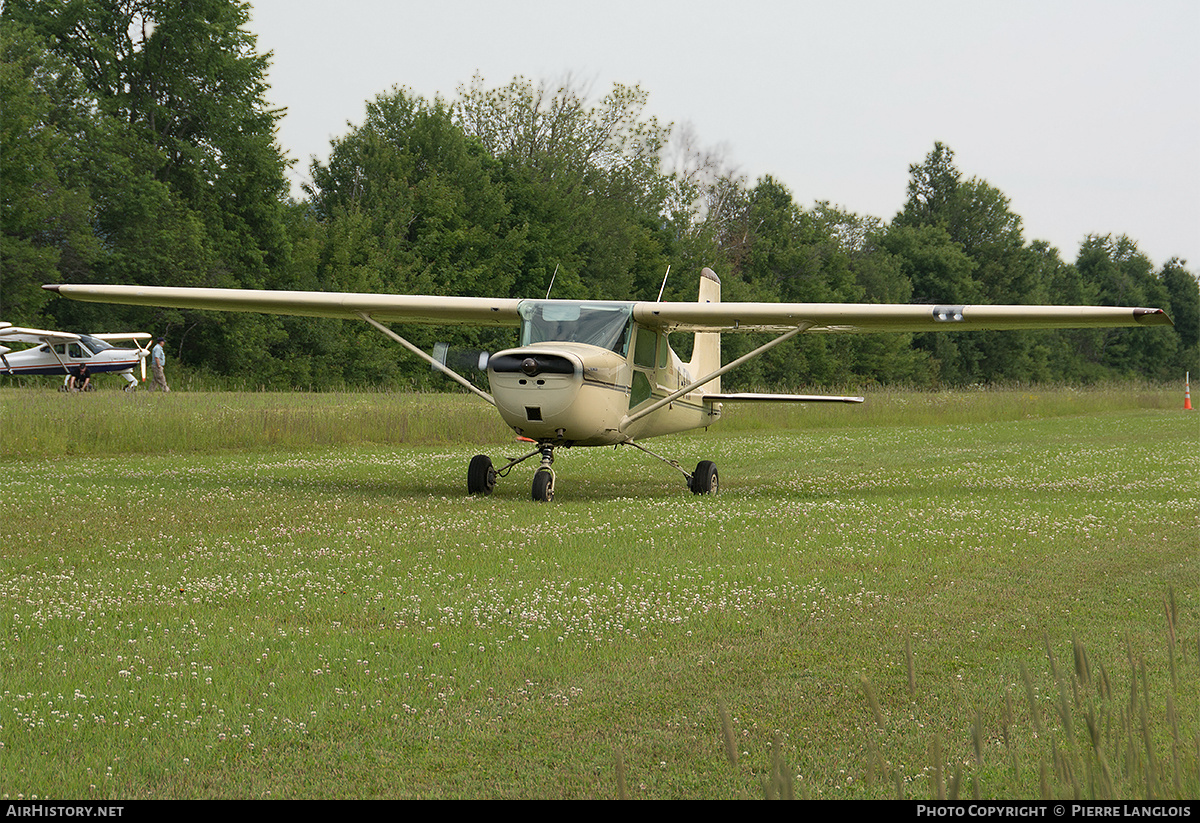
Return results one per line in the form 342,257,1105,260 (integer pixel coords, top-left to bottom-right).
467,441,557,501
531,444,555,502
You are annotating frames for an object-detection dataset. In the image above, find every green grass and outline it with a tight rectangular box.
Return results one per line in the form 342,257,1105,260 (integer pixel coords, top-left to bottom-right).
0,388,511,459
0,386,1195,798
0,382,1182,459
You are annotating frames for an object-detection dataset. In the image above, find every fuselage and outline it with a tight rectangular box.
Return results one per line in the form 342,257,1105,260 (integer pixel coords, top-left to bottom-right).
487,300,721,445
0,335,140,377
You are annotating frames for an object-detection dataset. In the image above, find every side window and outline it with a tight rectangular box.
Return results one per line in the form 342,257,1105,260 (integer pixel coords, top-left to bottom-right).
633,327,657,369
657,333,669,368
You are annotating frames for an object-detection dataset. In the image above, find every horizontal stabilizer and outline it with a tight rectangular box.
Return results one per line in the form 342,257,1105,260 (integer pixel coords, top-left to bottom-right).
704,392,865,404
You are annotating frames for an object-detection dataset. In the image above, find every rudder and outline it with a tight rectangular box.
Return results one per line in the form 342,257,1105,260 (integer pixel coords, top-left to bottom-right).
687,267,721,392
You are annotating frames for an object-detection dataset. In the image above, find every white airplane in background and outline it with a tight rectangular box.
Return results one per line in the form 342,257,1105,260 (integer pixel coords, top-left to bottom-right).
44,269,1172,500
0,323,151,390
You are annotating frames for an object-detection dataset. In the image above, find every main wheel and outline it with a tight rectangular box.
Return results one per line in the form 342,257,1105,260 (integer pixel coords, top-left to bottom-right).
467,454,496,495
532,468,554,502
689,460,718,495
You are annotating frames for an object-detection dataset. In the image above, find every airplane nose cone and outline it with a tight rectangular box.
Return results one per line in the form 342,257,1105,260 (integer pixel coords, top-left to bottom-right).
521,357,538,376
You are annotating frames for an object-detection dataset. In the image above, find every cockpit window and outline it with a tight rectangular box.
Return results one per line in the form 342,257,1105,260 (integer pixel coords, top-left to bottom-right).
50,342,90,358
518,301,633,355
78,336,113,354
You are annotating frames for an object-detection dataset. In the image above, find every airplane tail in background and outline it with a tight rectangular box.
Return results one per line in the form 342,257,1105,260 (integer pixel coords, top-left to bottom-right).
687,267,721,394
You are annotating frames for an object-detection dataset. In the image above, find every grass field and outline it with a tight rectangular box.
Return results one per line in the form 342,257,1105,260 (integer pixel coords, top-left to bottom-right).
0,386,1195,799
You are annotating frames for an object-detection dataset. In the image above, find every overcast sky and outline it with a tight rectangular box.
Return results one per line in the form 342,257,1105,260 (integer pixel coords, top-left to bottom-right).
248,0,1198,271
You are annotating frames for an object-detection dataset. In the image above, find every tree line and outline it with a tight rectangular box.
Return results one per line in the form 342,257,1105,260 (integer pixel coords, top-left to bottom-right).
3,1,1196,390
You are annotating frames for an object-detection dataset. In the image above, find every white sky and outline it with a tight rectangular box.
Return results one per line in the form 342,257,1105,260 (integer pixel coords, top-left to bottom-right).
249,0,1199,271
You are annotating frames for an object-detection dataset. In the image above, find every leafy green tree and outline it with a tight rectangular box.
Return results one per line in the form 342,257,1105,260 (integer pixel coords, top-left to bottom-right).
895,143,1035,304
896,141,962,230
811,203,935,385
310,88,519,296
878,223,977,304
892,143,1080,383
4,0,293,378
5,0,290,268
878,223,981,383
1159,258,1198,374
304,88,526,384
0,23,99,323
1020,241,1104,382
705,177,921,388
455,74,673,301
1077,235,1179,379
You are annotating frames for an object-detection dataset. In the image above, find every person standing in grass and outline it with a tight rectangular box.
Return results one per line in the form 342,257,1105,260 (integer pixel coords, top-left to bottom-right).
151,337,170,392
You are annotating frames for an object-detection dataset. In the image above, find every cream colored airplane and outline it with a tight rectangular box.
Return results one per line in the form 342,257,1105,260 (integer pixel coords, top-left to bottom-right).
45,270,1172,501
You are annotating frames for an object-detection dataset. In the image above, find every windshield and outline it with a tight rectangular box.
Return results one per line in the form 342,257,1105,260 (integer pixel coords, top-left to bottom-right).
78,335,113,354
519,301,633,355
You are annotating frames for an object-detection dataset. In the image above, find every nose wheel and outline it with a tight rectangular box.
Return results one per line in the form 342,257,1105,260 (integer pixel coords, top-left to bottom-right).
531,444,556,502
532,468,555,502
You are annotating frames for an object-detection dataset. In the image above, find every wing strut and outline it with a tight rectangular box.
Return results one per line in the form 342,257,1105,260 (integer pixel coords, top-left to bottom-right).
44,340,72,374
357,312,495,406
620,323,812,429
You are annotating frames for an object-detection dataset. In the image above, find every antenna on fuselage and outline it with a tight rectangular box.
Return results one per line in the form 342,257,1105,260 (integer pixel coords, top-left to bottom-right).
545,263,559,299
656,265,671,301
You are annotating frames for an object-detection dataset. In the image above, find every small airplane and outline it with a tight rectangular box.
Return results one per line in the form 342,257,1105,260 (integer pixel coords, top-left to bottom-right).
0,322,151,391
44,270,1172,500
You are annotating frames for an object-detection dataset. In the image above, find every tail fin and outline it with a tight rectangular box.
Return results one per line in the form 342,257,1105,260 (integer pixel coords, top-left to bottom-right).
687,267,721,393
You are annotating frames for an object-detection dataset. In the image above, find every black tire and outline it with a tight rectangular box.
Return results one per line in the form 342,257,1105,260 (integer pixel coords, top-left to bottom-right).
532,469,554,502
467,454,496,495
690,460,718,495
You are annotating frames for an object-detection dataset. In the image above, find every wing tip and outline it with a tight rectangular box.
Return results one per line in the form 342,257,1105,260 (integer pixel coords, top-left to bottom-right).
42,284,61,293
1134,308,1173,326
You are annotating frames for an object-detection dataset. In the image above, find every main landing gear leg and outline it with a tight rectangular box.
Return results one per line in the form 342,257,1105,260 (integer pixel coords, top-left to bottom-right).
624,441,719,495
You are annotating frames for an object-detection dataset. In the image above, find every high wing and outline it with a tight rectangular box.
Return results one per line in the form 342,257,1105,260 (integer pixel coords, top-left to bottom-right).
43,285,522,326
92,332,152,343
633,302,1172,333
0,324,82,346
43,283,1171,333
